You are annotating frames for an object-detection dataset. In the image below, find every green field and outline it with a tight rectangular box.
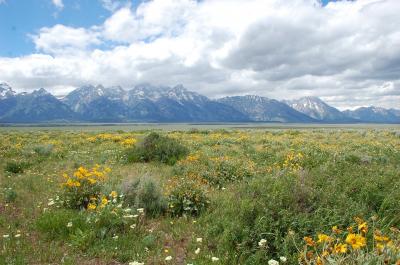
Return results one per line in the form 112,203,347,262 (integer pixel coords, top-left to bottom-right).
1,126,399,264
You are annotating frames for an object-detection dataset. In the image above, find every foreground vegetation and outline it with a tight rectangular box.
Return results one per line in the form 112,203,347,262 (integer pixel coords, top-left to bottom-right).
0,128,399,264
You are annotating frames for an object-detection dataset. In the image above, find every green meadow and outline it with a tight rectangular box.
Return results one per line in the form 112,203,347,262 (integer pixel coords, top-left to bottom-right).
1,126,399,264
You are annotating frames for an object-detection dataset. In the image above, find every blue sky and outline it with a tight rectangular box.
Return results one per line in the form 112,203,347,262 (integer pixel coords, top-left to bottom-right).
0,0,398,109
0,0,337,57
0,0,143,57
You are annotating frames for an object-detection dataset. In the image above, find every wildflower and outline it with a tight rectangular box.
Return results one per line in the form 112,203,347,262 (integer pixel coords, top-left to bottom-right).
280,256,287,262
47,200,55,206
165,256,172,261
110,191,118,198
268,259,279,265
333,243,347,254
87,203,96,210
354,217,364,225
195,248,200,254
332,226,342,234
130,224,136,229
137,208,144,213
129,262,144,265
211,257,219,262
358,222,368,234
196,237,202,243
317,234,332,243
345,233,366,249
258,238,267,247
112,235,119,240
14,234,21,238
316,257,323,265
100,197,108,208
304,236,315,246
374,233,390,242
123,215,135,218
67,222,73,228
3,234,9,238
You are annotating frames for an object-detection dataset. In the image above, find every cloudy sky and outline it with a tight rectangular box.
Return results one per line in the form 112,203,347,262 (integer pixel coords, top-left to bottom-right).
0,0,399,110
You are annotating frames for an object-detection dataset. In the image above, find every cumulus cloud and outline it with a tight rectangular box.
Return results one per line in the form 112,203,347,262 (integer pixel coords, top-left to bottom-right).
0,0,400,109
52,0,64,9
30,25,101,55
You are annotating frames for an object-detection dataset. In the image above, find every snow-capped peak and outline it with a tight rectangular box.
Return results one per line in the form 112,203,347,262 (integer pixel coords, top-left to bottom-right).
0,82,16,99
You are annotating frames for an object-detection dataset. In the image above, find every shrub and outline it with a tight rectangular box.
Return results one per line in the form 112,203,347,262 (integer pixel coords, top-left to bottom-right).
4,161,27,174
127,132,188,165
122,175,167,217
61,165,110,209
33,144,54,156
166,177,209,217
3,187,17,203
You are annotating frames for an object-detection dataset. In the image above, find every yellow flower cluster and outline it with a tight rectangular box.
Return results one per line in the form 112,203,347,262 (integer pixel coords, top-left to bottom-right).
298,217,400,265
282,151,304,172
63,165,110,188
86,133,137,146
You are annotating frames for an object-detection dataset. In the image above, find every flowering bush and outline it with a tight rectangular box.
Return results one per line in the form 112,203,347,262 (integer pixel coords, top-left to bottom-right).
61,165,111,209
165,176,209,216
297,217,400,264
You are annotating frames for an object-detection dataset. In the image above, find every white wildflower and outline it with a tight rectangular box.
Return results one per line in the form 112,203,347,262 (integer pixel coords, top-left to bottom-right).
211,257,220,262
67,222,73,228
165,256,172,261
195,248,200,254
268,259,279,265
280,256,287,262
196,237,203,243
129,262,144,265
258,238,267,247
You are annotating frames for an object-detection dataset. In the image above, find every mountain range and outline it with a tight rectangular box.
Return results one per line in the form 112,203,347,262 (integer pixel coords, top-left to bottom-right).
0,82,399,123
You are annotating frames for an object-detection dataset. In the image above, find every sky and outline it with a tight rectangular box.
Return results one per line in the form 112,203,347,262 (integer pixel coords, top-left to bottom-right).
0,0,399,110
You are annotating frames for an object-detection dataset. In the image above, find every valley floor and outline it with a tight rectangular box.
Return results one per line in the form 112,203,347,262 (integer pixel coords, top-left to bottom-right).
0,127,399,264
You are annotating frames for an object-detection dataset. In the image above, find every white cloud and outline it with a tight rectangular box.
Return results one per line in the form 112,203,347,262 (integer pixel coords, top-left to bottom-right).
100,0,130,12
52,0,64,9
1,0,400,109
30,24,101,55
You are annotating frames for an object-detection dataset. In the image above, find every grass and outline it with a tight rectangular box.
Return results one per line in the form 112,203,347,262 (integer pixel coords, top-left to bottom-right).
0,128,399,264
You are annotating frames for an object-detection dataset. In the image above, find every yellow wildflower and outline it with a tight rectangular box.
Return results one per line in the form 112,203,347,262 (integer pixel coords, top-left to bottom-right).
110,191,118,198
332,226,342,234
87,203,96,210
317,234,332,244
333,243,347,254
358,222,368,234
345,233,366,249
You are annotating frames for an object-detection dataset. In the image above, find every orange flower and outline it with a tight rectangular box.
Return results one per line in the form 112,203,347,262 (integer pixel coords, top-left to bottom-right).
304,236,315,246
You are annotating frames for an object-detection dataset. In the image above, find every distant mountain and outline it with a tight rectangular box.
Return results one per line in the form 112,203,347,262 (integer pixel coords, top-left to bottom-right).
343,107,400,124
283,97,356,123
0,88,77,123
62,85,128,122
0,82,398,123
62,84,249,122
218,95,316,122
0,83,16,99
